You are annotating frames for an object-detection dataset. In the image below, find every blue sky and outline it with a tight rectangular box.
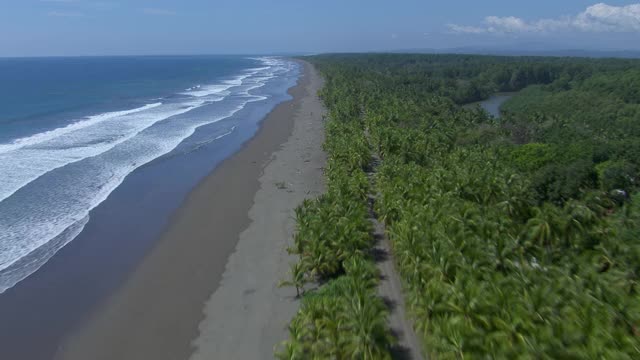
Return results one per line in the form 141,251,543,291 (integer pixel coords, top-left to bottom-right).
1,0,639,56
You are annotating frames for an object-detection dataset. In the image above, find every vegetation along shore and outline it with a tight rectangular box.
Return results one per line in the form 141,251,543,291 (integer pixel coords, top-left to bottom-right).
278,54,640,359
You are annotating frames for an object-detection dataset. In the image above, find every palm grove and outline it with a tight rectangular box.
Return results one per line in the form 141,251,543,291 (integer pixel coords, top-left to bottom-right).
278,54,640,358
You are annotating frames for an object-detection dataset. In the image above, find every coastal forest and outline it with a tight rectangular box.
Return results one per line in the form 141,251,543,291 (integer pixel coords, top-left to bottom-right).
278,53,640,359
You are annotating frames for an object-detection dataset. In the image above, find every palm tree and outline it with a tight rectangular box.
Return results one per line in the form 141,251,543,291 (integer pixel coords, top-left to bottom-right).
342,285,394,359
279,262,308,298
522,204,565,250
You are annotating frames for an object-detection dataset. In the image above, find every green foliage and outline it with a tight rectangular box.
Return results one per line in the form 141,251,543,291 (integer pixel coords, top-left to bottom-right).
596,160,637,192
499,64,640,202
278,82,394,358
289,192,371,280
510,143,555,171
301,53,640,358
530,159,598,204
277,257,394,360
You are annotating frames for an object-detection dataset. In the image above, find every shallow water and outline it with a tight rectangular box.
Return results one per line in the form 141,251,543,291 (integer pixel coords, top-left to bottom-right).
0,56,297,293
0,56,300,360
465,93,514,118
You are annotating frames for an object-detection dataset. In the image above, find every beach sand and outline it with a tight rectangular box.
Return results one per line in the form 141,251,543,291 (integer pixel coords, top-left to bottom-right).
56,61,326,360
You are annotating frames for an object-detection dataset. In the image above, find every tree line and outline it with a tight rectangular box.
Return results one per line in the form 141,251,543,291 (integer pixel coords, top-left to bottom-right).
278,53,640,358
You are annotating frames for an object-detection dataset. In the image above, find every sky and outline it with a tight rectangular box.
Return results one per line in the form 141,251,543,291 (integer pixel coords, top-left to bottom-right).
0,0,639,56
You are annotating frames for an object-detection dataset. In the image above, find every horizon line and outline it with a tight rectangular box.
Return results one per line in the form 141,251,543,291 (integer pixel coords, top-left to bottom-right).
2,47,640,60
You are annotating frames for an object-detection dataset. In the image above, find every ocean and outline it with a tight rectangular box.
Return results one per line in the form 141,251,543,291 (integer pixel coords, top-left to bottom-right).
0,55,299,294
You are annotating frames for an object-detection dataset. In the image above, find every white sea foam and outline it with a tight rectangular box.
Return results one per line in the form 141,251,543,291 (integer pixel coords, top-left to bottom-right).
182,75,250,97
0,100,206,205
0,103,162,155
0,56,298,292
182,84,233,97
0,102,245,274
188,126,237,153
244,66,270,73
182,62,284,98
0,216,88,293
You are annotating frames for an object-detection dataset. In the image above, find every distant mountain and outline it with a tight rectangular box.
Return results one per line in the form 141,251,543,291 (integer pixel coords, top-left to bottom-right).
391,46,640,59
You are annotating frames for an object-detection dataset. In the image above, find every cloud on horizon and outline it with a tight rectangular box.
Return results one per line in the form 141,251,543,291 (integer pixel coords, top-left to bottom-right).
448,2,640,34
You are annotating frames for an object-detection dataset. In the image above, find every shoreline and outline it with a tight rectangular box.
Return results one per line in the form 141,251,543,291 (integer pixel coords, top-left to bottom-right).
57,61,326,360
0,58,298,360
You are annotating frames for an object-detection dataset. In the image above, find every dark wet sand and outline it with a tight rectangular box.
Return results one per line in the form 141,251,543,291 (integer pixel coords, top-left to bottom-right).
56,61,326,360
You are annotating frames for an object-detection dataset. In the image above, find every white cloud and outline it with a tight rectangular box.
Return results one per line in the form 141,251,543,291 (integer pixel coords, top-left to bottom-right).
447,24,487,34
486,16,534,32
574,3,640,31
143,8,176,16
48,10,84,17
448,2,640,34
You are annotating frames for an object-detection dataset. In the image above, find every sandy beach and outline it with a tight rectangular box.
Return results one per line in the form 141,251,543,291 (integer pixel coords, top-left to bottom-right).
56,61,326,360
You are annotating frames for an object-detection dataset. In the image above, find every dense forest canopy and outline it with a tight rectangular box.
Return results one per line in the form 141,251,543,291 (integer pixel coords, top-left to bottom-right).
279,53,640,359
313,53,640,104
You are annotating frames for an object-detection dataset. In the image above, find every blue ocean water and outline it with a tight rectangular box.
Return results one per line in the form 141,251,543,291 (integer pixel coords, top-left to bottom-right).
0,55,299,293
